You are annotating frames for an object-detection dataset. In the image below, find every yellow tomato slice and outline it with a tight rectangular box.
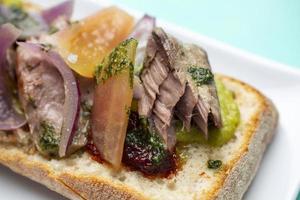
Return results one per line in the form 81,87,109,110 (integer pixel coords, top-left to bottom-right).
53,7,134,78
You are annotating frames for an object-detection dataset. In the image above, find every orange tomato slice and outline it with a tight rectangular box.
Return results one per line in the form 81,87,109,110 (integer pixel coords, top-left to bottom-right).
52,7,134,78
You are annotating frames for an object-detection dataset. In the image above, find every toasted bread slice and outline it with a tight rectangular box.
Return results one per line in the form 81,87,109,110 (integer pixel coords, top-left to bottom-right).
0,74,278,200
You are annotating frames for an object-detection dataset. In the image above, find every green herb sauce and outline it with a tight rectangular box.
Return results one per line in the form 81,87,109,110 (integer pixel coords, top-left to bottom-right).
187,66,214,86
207,159,222,169
94,38,137,87
38,121,60,156
94,63,104,85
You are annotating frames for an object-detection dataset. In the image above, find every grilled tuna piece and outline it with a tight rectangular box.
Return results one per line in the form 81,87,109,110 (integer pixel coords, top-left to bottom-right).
137,28,222,149
175,84,197,131
16,45,64,156
138,28,179,117
177,44,222,137
138,28,186,150
16,46,90,156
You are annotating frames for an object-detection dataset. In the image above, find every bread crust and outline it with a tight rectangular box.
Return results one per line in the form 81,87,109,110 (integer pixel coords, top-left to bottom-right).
0,149,146,200
210,76,278,200
0,75,278,200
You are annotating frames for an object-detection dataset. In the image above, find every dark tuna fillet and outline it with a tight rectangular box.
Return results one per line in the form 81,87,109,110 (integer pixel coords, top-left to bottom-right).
179,44,222,137
138,28,186,150
16,45,65,156
137,28,222,149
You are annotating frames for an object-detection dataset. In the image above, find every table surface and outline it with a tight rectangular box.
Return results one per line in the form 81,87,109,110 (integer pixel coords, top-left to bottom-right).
111,1,300,199
112,0,300,70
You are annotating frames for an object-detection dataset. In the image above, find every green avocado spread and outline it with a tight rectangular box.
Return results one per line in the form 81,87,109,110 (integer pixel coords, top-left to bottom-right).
176,78,240,146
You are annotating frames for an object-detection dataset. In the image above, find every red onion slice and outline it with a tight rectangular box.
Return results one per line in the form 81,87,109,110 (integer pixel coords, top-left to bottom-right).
0,80,27,130
41,0,74,25
130,15,155,67
0,23,26,130
0,24,20,62
17,42,79,157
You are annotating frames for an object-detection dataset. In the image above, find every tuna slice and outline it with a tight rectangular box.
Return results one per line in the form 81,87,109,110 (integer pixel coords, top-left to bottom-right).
176,44,222,137
138,28,178,116
16,45,90,156
16,45,64,156
137,28,222,149
138,28,186,150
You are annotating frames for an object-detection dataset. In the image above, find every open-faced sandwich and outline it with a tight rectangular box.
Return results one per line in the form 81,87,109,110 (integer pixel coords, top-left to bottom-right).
0,1,278,199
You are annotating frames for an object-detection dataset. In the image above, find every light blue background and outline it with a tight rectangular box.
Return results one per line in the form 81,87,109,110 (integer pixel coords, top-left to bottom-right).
112,0,300,70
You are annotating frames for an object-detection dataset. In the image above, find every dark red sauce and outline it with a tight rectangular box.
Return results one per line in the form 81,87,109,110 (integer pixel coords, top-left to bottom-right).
85,135,104,164
86,112,178,178
122,144,177,178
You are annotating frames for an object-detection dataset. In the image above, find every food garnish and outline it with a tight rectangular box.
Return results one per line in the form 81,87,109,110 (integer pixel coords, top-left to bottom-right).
187,66,214,86
207,159,222,169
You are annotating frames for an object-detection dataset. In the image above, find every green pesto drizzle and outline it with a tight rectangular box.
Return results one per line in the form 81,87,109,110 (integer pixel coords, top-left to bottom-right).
187,66,214,86
94,38,137,88
207,159,222,169
94,63,103,85
38,121,60,156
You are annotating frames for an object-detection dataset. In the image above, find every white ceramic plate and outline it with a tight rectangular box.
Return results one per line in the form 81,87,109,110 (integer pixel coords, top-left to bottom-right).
1,0,300,199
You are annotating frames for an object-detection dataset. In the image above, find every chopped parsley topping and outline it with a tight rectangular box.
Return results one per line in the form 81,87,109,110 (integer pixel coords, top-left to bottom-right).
207,159,222,169
187,66,214,86
94,38,137,87
94,63,104,84
39,121,60,156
